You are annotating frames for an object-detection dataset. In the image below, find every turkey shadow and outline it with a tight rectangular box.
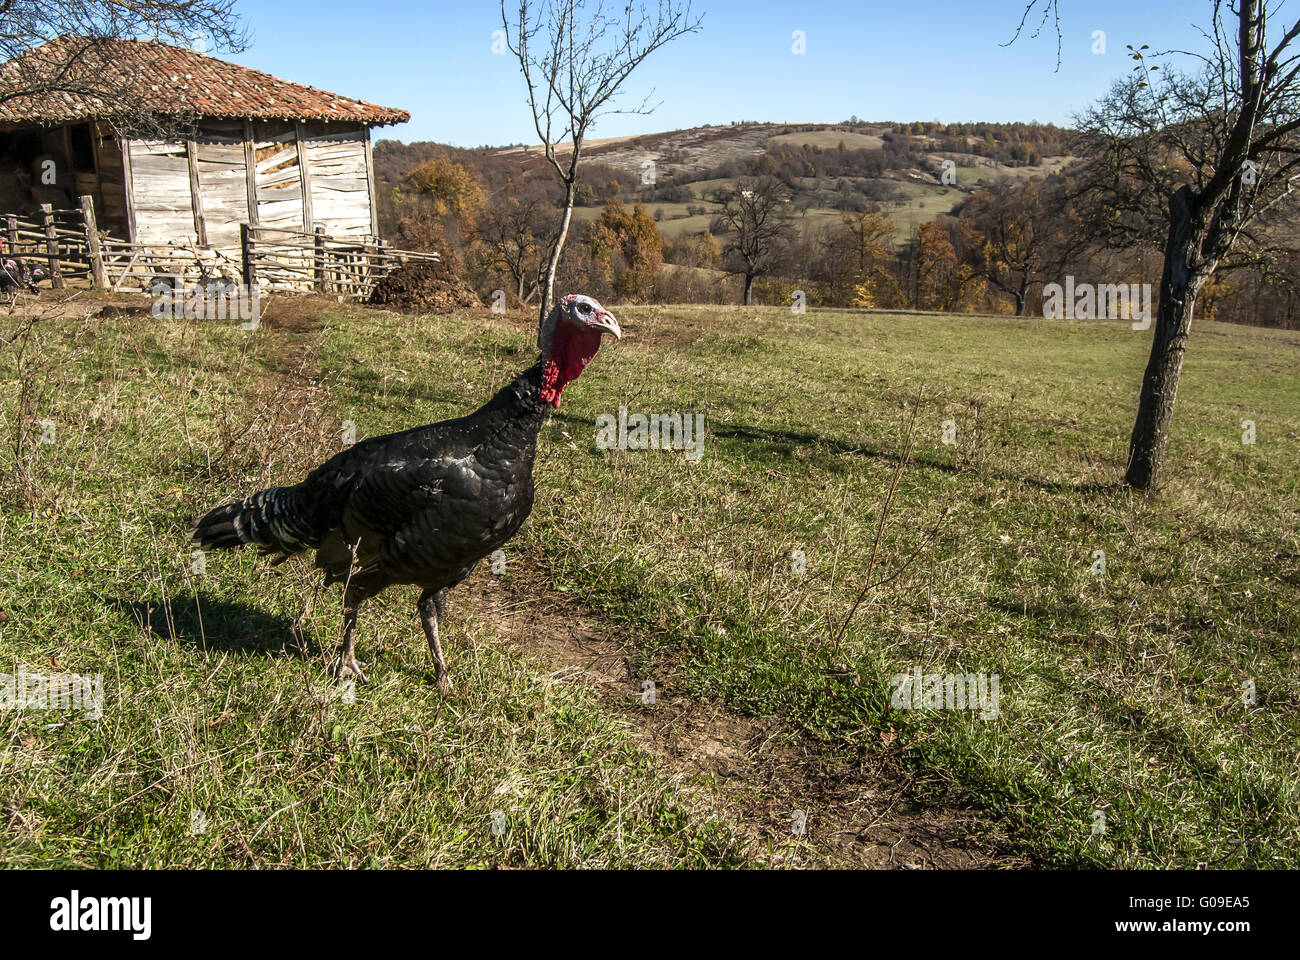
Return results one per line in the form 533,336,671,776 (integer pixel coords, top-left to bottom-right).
108,593,320,660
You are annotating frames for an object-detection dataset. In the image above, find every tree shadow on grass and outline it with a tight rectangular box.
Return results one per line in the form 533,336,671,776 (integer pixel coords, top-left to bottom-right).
986,595,1094,629
108,593,321,660
712,422,1125,497
712,422,958,475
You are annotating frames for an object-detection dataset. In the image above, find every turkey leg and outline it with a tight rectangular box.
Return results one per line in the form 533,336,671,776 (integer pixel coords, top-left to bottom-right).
418,588,452,695
332,598,368,684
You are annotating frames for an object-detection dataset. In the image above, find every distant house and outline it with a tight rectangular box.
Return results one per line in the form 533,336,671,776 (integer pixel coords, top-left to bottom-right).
0,37,409,252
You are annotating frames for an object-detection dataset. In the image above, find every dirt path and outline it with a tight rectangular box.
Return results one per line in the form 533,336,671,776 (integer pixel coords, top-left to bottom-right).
463,576,1009,868
240,297,1015,869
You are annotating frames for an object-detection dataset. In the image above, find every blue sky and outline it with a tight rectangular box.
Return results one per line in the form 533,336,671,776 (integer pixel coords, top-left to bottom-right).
224,0,1216,146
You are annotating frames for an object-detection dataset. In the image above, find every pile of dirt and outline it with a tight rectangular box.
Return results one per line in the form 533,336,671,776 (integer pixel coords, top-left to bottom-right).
367,261,483,312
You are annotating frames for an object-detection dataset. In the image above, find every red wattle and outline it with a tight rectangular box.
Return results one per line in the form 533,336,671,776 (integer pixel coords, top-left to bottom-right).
539,324,603,408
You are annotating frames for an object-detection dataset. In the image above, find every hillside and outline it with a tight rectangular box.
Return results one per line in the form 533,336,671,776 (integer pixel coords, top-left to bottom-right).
369,120,1299,329
375,120,1076,246
490,120,1067,182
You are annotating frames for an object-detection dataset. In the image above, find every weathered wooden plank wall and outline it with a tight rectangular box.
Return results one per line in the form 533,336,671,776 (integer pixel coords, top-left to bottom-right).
300,122,373,237
98,118,382,253
252,120,306,233
193,120,251,249
128,140,197,243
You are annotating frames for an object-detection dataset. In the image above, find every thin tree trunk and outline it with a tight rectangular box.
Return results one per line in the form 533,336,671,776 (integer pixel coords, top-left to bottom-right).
743,272,756,306
1125,187,1205,490
540,179,577,322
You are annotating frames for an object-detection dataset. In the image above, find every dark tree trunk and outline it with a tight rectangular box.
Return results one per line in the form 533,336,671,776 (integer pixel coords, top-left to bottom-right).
1125,187,1206,491
1014,287,1028,316
743,271,756,306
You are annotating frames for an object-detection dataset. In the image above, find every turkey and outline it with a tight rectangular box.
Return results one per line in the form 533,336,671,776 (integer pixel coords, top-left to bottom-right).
190,294,621,693
1,256,47,310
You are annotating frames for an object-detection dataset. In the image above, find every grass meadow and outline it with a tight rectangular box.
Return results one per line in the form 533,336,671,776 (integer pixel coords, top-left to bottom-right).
1,296,1297,868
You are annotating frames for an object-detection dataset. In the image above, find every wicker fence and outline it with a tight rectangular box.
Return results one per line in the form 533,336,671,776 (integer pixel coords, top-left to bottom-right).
2,196,438,297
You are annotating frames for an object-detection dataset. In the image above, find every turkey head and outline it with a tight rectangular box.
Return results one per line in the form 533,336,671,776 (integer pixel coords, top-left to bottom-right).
539,294,621,408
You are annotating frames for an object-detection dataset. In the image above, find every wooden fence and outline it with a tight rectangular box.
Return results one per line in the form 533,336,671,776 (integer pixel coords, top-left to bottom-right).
98,237,244,293
2,196,438,297
240,225,441,298
2,200,98,289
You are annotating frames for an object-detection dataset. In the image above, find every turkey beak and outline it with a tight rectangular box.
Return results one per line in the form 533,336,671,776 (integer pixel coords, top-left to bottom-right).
592,311,622,341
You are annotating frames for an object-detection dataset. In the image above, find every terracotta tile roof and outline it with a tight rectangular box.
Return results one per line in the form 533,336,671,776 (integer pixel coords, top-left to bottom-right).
0,36,409,126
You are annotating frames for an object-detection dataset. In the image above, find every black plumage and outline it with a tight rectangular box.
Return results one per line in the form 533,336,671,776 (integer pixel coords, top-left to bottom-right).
2,256,46,306
191,294,621,692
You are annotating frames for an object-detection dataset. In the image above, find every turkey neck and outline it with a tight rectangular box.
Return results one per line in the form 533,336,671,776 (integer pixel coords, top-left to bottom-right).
466,359,553,467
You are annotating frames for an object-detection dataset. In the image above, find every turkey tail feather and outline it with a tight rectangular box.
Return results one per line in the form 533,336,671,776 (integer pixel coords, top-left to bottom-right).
189,504,247,550
190,486,316,557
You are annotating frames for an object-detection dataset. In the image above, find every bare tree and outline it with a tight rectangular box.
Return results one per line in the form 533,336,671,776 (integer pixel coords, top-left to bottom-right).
711,177,795,306
1017,0,1300,490
961,177,1086,316
0,1,246,136
477,183,552,302
498,0,701,321
1003,0,1061,68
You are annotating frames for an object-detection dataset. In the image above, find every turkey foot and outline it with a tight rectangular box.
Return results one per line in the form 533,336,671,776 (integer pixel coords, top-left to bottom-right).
434,669,454,698
333,600,368,684
332,654,369,685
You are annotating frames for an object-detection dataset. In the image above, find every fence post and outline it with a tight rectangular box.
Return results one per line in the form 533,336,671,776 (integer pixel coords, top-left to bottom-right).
361,242,377,297
314,227,328,294
41,204,64,289
6,215,17,254
241,223,258,291
80,195,106,290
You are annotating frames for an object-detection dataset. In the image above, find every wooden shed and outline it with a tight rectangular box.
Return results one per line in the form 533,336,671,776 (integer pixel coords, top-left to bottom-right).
0,36,409,255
